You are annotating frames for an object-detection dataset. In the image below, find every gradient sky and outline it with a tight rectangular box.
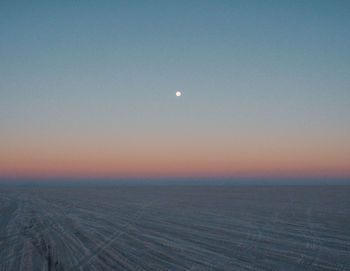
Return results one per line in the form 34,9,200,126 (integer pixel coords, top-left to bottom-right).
1,1,350,182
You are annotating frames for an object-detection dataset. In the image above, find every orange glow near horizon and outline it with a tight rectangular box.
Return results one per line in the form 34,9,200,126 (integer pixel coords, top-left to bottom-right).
1,137,349,180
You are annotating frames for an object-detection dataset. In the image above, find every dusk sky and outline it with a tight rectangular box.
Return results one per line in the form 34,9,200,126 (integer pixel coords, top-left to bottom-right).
1,1,349,182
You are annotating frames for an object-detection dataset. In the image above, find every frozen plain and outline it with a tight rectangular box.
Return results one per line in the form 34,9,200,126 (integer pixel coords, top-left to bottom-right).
0,186,349,271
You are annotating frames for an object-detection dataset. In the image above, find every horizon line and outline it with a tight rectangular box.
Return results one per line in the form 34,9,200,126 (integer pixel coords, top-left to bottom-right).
1,176,350,187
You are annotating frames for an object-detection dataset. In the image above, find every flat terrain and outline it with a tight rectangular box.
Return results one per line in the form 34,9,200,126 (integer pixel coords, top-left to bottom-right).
0,186,349,270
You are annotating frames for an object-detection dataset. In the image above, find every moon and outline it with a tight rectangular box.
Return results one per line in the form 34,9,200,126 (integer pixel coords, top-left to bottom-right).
176,91,182,97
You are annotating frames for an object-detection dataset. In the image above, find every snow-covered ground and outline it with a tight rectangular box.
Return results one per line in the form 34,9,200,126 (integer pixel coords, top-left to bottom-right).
0,186,349,270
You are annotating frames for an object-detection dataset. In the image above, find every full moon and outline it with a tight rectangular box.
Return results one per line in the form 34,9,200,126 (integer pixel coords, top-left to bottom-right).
176,91,182,97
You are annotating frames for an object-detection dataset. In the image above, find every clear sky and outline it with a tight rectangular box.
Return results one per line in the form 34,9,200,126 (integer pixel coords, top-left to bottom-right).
1,1,349,182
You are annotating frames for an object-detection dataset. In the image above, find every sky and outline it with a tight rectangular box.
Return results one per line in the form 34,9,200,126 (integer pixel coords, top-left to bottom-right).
1,0,350,183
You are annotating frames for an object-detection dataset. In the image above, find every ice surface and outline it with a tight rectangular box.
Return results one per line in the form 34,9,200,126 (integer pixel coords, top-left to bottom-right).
0,186,349,270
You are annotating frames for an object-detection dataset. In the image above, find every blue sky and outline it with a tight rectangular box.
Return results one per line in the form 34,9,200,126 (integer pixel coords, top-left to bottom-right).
1,1,349,181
